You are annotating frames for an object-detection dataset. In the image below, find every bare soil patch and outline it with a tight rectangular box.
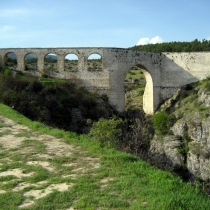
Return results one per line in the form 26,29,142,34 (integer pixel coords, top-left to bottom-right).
0,115,100,209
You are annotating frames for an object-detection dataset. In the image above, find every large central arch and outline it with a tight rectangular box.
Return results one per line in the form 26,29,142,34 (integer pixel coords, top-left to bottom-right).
125,64,154,114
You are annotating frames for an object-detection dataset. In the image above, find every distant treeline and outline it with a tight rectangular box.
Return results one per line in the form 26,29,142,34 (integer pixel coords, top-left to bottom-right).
130,39,210,52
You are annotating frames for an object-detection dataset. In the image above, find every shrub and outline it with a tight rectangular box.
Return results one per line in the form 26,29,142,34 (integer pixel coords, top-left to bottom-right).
119,109,152,156
4,68,12,76
41,73,48,78
101,94,108,102
138,90,144,96
151,112,169,134
129,71,136,75
89,117,123,147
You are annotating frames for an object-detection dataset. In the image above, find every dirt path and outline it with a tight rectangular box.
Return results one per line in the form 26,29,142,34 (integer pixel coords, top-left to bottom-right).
0,115,100,209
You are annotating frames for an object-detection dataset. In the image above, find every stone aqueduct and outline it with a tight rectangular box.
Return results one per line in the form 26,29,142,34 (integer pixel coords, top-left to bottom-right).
0,47,210,114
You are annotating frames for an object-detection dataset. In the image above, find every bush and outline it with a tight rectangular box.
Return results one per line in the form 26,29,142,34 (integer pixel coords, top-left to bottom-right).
151,112,169,134
119,109,152,156
41,73,48,78
89,117,123,147
101,94,109,102
4,68,12,76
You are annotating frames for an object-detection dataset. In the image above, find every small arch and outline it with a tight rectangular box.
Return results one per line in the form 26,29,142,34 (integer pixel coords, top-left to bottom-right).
44,53,58,73
24,53,38,71
87,53,102,71
125,64,153,114
65,53,78,72
4,52,17,70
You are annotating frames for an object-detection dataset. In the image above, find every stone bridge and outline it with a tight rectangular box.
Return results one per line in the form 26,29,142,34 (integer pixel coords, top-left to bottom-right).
0,47,210,114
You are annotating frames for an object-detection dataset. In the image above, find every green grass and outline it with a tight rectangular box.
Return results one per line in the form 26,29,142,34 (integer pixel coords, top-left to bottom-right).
21,139,46,153
0,175,16,182
0,103,210,209
170,78,210,121
38,77,68,86
0,192,23,210
14,129,33,138
125,69,145,80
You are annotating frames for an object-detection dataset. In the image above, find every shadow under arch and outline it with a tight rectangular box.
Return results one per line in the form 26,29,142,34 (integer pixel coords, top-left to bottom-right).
125,63,154,115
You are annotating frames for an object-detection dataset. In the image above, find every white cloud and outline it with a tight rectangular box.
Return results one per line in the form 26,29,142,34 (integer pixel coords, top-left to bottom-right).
149,36,163,44
207,36,210,41
137,38,150,45
137,36,164,45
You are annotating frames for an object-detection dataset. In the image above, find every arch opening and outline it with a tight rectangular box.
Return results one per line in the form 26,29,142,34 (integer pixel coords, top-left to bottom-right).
24,53,38,71
44,53,58,73
65,53,78,72
125,64,153,114
4,52,17,70
87,53,102,71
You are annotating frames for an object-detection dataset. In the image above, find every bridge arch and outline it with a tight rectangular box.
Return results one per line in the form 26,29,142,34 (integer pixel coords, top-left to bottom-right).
4,52,17,70
24,53,38,71
65,53,78,72
87,53,102,71
44,53,58,73
125,63,154,114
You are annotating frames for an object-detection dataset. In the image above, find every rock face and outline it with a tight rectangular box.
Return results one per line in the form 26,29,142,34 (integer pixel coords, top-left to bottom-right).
148,88,210,181
148,135,184,169
198,89,210,108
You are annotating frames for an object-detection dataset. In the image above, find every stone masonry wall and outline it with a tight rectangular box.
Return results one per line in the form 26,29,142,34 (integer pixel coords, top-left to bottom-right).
0,48,210,114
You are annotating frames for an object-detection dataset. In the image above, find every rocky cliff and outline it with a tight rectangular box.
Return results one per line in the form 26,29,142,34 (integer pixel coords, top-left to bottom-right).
148,79,210,181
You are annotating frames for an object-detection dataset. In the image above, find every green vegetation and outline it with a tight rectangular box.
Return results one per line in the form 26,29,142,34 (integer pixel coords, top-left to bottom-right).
0,70,114,133
1,55,210,208
168,78,210,119
25,57,38,71
64,59,78,72
0,192,23,210
87,58,102,71
125,67,146,110
151,77,210,174
176,133,191,163
0,104,210,209
151,112,176,135
89,117,123,147
4,54,17,70
131,39,210,52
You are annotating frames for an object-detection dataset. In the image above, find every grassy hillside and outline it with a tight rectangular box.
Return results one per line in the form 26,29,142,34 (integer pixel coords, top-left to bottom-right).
158,77,210,118
0,70,115,133
0,104,210,209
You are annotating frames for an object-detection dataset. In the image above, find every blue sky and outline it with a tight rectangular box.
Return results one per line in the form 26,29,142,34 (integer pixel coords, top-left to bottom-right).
0,0,210,48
